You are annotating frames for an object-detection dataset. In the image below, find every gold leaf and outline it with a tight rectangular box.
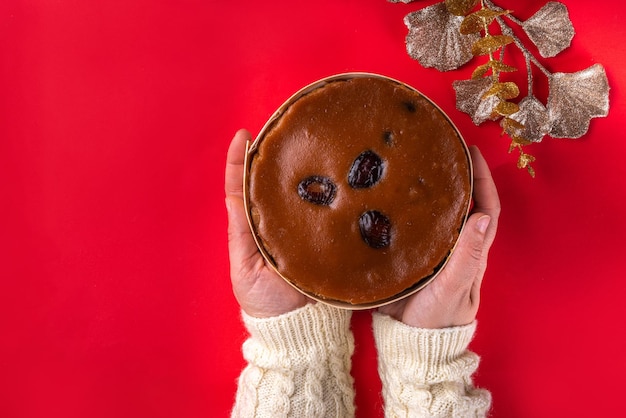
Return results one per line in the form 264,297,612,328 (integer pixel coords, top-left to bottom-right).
491,60,517,73
482,81,520,100
471,63,492,79
471,35,514,56
473,8,511,19
404,3,480,71
460,9,511,34
471,60,517,79
501,117,525,135
509,144,536,177
460,13,484,34
519,157,537,177
517,152,536,168
510,134,533,146
445,0,479,16
494,101,520,116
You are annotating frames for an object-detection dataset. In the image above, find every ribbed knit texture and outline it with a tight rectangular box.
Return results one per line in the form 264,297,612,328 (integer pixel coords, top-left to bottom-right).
231,303,355,418
372,313,491,417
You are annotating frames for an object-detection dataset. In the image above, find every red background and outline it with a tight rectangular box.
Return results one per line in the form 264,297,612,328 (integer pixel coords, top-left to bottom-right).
2,1,625,417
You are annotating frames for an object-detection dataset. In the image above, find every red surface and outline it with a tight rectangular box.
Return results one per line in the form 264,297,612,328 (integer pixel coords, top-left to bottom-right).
2,1,625,417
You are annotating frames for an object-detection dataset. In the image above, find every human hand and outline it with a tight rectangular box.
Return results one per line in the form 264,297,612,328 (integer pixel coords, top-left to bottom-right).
225,129,310,318
378,146,500,328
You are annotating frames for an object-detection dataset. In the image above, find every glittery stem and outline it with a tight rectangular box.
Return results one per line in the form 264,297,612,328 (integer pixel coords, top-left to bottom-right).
479,1,499,82
525,55,533,96
484,0,552,78
482,0,538,176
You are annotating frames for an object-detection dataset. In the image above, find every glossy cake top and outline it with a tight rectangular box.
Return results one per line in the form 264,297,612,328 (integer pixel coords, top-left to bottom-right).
247,75,471,306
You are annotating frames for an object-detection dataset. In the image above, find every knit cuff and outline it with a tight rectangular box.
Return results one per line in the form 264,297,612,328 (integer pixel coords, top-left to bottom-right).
372,312,478,384
242,303,353,367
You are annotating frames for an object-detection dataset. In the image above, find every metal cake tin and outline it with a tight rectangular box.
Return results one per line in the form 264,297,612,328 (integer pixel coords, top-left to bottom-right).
243,72,474,309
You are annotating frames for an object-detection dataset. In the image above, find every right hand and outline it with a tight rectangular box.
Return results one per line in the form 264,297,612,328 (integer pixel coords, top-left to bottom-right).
378,146,501,328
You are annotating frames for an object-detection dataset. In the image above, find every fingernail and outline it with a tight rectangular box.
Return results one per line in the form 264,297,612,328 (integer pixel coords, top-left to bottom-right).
476,215,491,234
225,197,232,214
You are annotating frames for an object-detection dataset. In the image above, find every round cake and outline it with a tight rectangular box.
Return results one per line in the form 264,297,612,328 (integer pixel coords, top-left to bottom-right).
245,74,472,306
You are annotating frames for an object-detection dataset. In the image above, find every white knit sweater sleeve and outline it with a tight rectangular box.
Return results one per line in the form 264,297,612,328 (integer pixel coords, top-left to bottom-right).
231,303,355,418
372,313,491,418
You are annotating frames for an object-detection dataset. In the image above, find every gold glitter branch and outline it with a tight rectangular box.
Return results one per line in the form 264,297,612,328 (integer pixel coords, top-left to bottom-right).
458,2,537,175
392,0,610,176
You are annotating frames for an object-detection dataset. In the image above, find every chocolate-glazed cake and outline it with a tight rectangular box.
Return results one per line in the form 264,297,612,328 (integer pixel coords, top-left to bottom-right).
246,74,472,306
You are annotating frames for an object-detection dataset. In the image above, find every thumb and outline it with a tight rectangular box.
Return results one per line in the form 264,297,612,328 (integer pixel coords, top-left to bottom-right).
459,213,491,270
462,214,492,306
441,213,491,294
